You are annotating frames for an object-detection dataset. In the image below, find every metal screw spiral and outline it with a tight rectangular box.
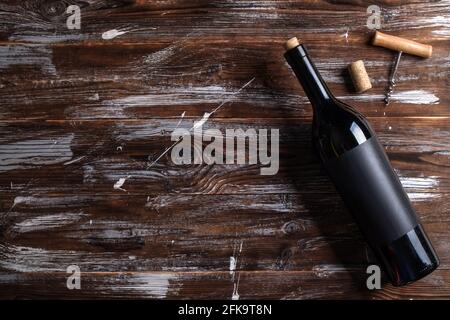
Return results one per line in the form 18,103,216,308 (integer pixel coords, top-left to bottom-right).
384,51,403,106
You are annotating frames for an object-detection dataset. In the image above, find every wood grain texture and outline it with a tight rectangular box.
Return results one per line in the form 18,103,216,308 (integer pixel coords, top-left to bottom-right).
0,0,449,299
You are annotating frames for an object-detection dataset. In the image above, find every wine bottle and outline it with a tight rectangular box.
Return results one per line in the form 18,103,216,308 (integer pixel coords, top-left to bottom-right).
284,37,439,286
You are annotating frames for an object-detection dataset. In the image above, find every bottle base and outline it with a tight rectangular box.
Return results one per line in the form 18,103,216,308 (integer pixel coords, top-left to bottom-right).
371,224,439,287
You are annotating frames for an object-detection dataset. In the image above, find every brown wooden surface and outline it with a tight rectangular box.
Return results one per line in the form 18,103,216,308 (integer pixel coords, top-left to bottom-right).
0,0,449,299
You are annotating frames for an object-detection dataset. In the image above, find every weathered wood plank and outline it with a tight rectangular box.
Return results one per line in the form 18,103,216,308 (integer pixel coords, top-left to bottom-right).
1,1,449,120
0,193,448,273
1,269,450,299
1,1,449,43
0,40,448,119
0,118,448,195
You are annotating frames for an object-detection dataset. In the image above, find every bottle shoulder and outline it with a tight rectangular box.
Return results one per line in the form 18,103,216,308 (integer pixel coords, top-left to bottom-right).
312,99,376,160
314,99,374,132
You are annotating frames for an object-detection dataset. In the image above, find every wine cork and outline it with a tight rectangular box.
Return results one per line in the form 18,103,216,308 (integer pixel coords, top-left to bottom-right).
348,60,372,93
372,31,432,58
285,37,301,51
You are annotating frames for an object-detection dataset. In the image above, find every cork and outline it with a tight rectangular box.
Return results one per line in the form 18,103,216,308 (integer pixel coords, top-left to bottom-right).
348,60,372,93
372,31,432,58
285,37,301,51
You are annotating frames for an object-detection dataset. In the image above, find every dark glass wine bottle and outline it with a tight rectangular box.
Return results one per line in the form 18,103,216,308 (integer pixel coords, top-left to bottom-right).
284,38,439,286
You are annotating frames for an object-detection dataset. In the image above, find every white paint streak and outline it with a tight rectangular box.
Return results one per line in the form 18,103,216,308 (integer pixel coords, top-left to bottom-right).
340,27,349,44
98,274,176,298
229,256,237,275
114,176,130,192
420,15,450,28
0,245,76,272
102,29,129,40
0,134,74,171
232,274,241,300
339,90,439,105
391,90,440,104
144,194,299,215
0,45,57,75
175,111,186,129
432,29,450,37
192,112,211,129
12,195,90,209
96,86,437,121
64,156,86,166
11,212,86,233
88,93,100,101
312,264,351,278
8,32,85,44
230,240,244,300
407,193,441,201
144,45,177,64
0,244,171,274
396,174,440,201
104,81,256,109
399,176,439,189
105,86,228,107
231,10,280,20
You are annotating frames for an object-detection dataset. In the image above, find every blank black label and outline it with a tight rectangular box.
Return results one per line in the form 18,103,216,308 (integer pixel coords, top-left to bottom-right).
324,137,418,245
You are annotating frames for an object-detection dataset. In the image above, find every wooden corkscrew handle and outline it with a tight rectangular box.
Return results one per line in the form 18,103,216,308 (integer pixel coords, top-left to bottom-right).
372,31,432,58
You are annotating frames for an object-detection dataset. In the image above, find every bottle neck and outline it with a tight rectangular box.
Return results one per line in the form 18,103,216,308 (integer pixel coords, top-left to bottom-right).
284,44,334,108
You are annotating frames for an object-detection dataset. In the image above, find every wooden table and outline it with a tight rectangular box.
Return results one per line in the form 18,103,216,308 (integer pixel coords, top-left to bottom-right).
0,0,449,299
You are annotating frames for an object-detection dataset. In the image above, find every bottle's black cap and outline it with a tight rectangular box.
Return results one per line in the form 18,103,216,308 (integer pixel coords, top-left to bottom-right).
372,224,439,286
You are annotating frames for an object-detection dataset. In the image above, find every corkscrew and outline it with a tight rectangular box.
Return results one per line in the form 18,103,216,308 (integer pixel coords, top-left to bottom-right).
372,31,432,106
385,51,402,105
